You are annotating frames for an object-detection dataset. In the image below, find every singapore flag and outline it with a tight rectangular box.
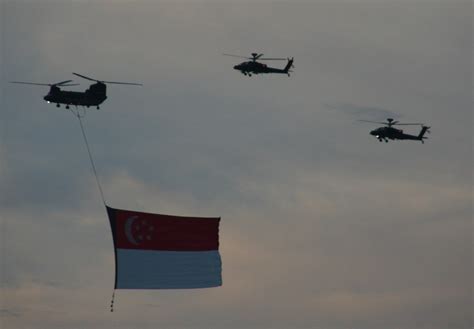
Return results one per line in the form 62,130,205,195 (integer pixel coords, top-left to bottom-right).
107,206,222,289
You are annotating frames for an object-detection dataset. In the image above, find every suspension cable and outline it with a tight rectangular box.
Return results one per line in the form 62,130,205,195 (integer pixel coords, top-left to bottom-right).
73,109,107,206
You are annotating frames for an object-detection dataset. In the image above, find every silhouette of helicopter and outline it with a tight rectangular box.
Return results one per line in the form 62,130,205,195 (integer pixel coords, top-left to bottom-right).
10,73,142,109
360,118,431,143
223,53,294,77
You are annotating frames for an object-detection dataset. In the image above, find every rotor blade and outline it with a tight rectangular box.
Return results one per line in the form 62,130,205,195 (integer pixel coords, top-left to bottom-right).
358,120,387,125
53,80,74,86
100,80,142,86
223,53,250,59
72,72,98,82
10,81,51,86
394,123,424,126
259,58,287,61
73,73,141,85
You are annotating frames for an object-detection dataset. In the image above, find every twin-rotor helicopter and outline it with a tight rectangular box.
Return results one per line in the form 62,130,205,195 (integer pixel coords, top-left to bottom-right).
10,73,142,110
359,118,431,143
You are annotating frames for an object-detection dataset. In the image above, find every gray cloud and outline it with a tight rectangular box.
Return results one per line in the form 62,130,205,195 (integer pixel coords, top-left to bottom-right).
0,308,21,318
324,103,402,121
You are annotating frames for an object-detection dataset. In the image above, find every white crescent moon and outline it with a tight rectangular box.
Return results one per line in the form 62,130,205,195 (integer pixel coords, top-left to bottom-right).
125,216,139,245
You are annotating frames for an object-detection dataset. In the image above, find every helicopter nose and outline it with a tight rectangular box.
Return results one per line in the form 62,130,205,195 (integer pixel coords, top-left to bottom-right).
370,130,377,136
233,65,239,70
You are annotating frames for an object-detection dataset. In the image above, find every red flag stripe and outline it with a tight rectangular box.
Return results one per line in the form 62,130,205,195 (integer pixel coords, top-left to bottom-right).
110,207,220,251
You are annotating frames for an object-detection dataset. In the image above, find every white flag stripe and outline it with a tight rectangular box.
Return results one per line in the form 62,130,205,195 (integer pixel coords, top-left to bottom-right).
116,249,222,289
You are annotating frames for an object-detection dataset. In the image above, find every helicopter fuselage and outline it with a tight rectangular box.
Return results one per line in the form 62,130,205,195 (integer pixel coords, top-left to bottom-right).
43,82,107,108
370,126,429,143
234,58,293,76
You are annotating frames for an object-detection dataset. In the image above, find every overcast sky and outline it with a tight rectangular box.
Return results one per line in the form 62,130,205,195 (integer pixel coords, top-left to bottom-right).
1,1,472,329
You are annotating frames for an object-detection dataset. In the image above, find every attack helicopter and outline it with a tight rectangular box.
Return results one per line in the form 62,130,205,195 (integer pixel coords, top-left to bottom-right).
10,73,142,109
223,53,294,77
360,118,431,143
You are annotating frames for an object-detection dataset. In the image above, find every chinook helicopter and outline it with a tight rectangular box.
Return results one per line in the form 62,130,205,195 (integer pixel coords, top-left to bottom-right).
360,118,431,143
10,73,142,109
223,53,294,76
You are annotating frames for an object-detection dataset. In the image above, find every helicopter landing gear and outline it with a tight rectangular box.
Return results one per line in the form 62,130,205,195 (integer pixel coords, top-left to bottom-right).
96,106,100,110
66,105,70,109
56,103,60,108
378,139,383,142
